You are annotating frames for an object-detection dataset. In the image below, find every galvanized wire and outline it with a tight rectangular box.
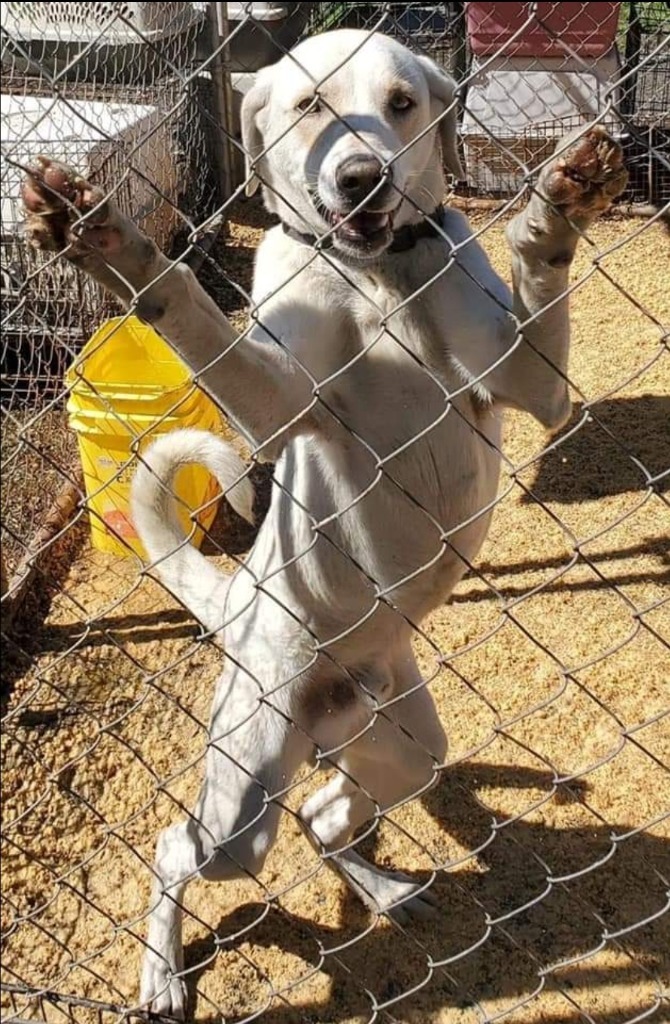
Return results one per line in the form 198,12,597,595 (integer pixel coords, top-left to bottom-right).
2,4,669,1024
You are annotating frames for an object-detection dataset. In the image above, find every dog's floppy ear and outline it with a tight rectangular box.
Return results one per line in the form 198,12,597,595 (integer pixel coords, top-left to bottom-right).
241,71,272,198
416,55,464,180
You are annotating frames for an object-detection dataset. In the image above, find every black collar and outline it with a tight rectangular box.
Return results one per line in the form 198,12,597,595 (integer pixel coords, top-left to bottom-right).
282,205,444,256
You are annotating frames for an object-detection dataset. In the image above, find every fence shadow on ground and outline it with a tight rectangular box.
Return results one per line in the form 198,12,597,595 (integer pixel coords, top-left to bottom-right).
186,762,669,1024
15,526,668,658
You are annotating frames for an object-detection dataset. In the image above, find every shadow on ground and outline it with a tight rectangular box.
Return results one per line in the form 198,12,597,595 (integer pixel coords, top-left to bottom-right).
184,762,669,1024
523,396,670,504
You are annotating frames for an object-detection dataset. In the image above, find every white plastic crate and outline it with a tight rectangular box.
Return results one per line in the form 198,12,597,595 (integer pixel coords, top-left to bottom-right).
461,49,623,194
2,94,157,230
2,82,222,245
0,3,198,43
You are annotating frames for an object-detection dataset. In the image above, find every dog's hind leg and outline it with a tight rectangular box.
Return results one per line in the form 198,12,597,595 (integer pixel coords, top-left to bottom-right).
299,653,447,924
140,662,311,1019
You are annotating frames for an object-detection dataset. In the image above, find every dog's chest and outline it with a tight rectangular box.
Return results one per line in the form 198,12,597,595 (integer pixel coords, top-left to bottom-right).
346,260,465,397
351,267,429,325
348,252,465,348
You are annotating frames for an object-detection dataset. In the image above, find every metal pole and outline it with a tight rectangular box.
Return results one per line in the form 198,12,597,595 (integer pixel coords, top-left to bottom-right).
207,1,235,205
218,2,238,193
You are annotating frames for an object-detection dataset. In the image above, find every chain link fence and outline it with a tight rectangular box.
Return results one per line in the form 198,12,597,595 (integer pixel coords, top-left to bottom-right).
1,3,669,1023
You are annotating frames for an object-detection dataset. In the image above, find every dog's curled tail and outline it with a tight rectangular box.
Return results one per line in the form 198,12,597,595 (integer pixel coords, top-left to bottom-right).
131,428,255,634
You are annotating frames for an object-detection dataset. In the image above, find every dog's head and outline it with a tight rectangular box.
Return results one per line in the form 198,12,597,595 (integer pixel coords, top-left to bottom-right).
242,29,463,262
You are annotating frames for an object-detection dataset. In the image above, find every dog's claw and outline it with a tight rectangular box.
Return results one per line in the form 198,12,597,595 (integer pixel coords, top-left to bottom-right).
540,125,628,219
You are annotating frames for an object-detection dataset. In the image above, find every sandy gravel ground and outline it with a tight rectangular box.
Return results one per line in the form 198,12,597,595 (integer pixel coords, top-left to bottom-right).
2,207,669,1024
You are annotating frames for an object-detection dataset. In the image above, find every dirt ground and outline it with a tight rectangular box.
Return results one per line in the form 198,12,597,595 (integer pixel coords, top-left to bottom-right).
1,206,669,1024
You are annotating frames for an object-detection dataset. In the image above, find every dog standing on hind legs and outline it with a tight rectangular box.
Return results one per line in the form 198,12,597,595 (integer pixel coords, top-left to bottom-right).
22,28,628,1018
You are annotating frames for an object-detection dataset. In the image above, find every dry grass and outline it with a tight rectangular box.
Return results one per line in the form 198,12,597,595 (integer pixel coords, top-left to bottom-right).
1,206,669,1024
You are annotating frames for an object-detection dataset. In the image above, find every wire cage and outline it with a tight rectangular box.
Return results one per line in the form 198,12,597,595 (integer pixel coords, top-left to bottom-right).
1,78,222,405
623,20,670,203
460,48,626,195
0,2,207,84
461,114,603,198
1,0,225,403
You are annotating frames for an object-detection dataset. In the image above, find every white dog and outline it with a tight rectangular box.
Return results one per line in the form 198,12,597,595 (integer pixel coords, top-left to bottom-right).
22,29,627,1018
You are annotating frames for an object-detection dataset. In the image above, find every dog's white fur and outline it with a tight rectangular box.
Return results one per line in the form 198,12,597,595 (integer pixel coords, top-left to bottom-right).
22,30,626,1019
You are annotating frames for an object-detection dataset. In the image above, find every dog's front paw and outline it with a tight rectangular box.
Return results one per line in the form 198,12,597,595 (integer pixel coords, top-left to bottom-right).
539,125,628,222
21,157,120,256
140,952,188,1020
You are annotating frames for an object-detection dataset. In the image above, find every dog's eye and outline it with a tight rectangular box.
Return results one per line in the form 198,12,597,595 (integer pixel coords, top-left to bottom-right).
390,92,415,113
296,95,322,115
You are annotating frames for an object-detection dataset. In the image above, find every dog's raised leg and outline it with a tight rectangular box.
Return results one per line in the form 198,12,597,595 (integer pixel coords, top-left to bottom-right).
299,657,447,924
494,126,628,427
22,159,313,452
300,773,441,926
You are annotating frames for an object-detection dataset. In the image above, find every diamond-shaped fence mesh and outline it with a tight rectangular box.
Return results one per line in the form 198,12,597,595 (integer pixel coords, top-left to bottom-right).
1,3,668,1023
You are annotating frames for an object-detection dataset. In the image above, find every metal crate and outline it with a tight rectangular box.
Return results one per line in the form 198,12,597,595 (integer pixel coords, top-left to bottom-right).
621,25,669,204
623,126,670,204
461,47,623,196
1,77,221,405
462,115,594,197
633,28,670,128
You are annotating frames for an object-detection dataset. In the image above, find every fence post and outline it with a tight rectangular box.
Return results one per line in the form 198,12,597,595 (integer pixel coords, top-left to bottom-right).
207,1,236,209
622,1,643,116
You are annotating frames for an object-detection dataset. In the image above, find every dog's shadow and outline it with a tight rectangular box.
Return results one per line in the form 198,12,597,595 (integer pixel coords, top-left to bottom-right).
522,396,670,504
182,762,669,1023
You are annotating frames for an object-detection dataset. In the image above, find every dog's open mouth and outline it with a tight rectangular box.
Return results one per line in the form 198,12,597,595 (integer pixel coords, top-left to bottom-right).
325,207,394,246
309,190,397,251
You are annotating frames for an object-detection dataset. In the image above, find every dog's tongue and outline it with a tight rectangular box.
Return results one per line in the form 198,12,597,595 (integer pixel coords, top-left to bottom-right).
336,210,390,239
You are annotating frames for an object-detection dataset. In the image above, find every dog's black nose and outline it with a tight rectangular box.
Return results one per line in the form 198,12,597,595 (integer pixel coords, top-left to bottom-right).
336,155,389,204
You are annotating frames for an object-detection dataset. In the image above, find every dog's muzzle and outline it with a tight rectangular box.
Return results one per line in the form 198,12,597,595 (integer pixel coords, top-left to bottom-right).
321,154,397,249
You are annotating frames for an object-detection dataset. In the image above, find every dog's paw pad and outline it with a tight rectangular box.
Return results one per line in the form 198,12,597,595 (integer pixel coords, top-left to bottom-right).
22,157,110,254
540,126,628,219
